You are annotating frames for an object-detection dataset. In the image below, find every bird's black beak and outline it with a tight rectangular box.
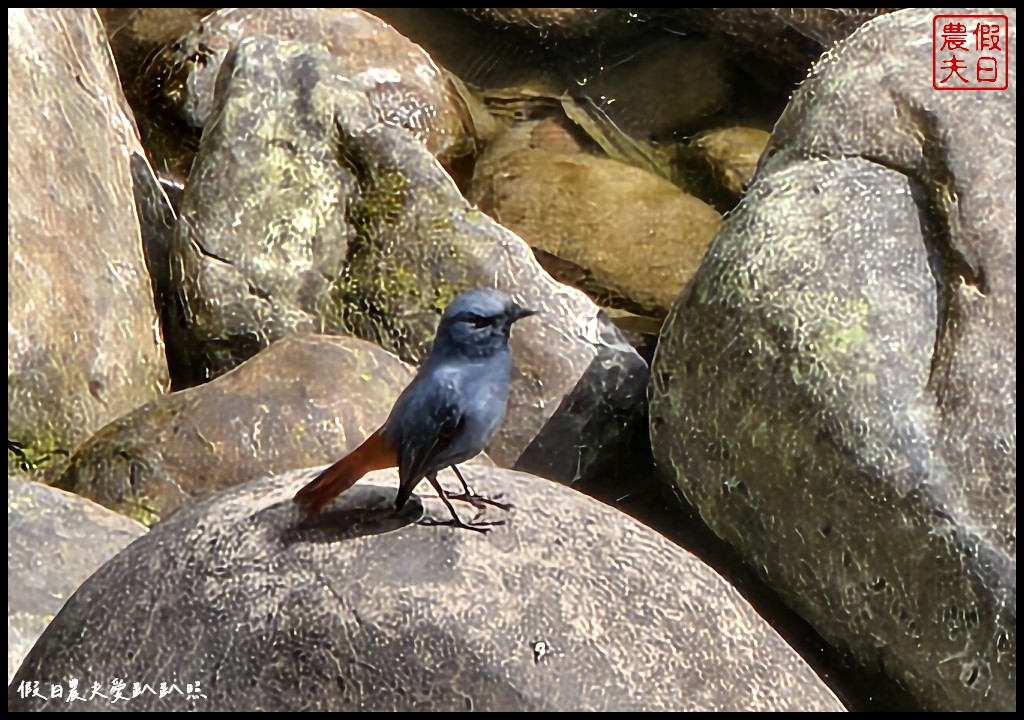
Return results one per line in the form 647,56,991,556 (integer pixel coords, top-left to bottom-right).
509,303,538,323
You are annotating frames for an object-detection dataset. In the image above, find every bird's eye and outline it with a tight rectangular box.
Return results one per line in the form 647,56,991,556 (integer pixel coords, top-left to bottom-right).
470,315,491,329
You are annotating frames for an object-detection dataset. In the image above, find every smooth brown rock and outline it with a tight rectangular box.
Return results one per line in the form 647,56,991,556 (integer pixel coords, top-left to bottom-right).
691,126,771,200
472,124,722,315
54,336,415,526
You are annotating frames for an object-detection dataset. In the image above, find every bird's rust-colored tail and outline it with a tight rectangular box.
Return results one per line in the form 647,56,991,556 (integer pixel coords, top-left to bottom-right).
294,429,398,515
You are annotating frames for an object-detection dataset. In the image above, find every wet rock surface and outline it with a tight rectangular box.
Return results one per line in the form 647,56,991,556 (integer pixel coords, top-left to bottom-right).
472,119,721,315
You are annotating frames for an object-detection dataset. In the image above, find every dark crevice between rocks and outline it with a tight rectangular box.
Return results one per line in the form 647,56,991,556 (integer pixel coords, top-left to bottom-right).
190,233,235,267
857,98,988,404
8,440,70,476
164,291,202,391
246,281,273,303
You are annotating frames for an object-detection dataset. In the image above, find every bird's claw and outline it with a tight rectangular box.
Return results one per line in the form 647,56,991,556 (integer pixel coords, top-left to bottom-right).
417,516,506,534
448,492,513,513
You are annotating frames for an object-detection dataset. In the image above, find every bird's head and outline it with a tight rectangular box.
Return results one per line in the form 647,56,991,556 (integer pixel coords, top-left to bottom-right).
433,289,536,359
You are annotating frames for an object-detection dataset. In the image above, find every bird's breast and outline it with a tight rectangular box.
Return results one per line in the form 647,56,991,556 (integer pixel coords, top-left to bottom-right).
461,361,513,439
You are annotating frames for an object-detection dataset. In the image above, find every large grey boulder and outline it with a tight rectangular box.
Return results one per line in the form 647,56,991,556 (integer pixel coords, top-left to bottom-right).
8,467,843,711
650,9,1015,711
169,37,373,380
8,9,169,474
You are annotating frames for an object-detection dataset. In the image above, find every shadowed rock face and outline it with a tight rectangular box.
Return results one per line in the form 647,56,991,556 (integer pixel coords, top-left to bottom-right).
690,126,771,202
460,8,629,37
99,9,213,89
8,9,169,473
53,336,416,526
169,35,649,487
669,8,890,53
650,9,1015,712
663,8,892,90
8,467,844,712
456,9,888,98
7,476,146,683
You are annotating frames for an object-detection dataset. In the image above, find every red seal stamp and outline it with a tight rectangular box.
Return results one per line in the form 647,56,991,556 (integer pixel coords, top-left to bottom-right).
933,14,1010,90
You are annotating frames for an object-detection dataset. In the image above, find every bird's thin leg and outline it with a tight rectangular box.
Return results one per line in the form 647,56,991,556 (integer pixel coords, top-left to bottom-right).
418,473,504,534
452,464,475,496
446,465,513,512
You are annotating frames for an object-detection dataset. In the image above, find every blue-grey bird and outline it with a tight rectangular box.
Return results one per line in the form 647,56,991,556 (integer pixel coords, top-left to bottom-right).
294,289,536,531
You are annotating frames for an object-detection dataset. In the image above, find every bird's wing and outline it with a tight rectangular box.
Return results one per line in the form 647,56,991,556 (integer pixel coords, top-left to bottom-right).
393,383,466,509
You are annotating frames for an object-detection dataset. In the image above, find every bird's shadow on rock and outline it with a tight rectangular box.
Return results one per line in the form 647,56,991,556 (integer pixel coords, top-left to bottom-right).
266,485,425,547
